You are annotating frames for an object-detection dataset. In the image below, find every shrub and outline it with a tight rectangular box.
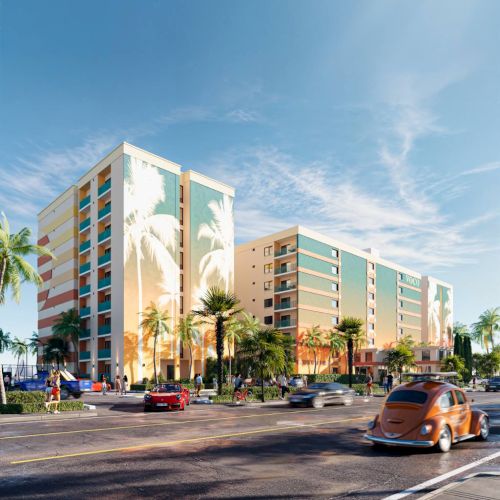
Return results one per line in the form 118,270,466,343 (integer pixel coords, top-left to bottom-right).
6,391,45,404
302,374,368,384
0,400,85,414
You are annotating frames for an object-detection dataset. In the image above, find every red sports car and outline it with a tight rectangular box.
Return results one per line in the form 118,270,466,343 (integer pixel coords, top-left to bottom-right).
144,383,189,411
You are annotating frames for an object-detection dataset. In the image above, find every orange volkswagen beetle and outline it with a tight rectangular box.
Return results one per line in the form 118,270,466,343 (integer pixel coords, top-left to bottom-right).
365,373,489,452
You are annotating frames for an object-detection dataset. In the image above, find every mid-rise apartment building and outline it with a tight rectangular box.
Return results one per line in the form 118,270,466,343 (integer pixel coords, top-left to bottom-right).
38,143,234,383
235,226,453,379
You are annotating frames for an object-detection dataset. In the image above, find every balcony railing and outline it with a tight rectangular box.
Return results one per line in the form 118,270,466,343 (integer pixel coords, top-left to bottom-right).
98,300,111,312
79,262,91,274
79,284,91,296
98,204,111,220
275,283,296,292
79,240,91,253
79,329,91,339
275,319,297,329
80,306,91,317
98,179,111,197
98,253,111,266
274,263,297,275
98,324,111,336
79,195,91,210
98,349,111,359
98,277,111,290
274,247,296,257
274,301,297,311
79,351,91,360
98,227,111,243
79,218,90,232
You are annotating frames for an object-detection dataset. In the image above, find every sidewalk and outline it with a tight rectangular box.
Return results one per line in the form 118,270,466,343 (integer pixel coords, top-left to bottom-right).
0,410,98,424
420,471,500,499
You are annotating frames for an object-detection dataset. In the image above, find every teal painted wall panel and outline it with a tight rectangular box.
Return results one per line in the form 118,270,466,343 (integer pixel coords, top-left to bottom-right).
298,253,338,276
400,286,421,301
298,271,337,293
376,264,397,345
340,251,366,321
299,290,336,310
297,234,338,260
400,300,421,314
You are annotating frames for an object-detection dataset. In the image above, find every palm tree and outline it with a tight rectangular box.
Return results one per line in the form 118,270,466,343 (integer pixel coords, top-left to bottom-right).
0,212,54,304
52,308,82,375
225,312,260,380
192,287,241,395
139,302,171,385
325,329,346,373
0,328,12,404
337,317,365,388
11,337,28,379
302,325,324,374
124,158,179,382
43,337,70,369
441,354,465,379
176,314,201,379
238,328,286,402
198,195,234,293
472,308,500,353
384,345,416,382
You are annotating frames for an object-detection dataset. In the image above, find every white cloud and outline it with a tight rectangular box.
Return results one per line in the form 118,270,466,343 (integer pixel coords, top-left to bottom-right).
225,109,260,123
460,161,500,176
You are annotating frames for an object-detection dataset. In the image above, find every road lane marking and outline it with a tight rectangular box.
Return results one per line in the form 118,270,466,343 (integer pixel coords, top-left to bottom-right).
10,416,369,464
0,406,373,440
383,450,500,500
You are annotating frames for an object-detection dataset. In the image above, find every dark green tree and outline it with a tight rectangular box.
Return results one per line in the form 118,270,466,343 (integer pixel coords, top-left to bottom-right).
337,317,365,388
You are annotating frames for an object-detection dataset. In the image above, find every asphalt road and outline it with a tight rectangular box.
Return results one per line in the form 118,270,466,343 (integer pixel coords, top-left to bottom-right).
0,392,498,499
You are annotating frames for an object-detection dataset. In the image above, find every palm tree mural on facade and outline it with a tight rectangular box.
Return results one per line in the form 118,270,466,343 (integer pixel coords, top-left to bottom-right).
124,156,179,381
443,288,453,348
197,194,234,293
428,281,441,345
158,267,180,359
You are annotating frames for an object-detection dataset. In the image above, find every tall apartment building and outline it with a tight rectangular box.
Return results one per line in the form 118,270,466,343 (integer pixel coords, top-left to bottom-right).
235,226,453,379
38,143,234,383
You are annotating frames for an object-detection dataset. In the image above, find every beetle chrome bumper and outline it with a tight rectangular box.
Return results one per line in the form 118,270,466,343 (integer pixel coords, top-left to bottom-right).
364,434,434,447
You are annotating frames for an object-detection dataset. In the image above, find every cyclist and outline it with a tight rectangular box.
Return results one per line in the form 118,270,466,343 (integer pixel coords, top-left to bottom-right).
232,373,243,402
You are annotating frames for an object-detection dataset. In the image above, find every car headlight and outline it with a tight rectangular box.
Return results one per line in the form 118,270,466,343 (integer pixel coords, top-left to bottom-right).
420,424,432,436
176,394,181,400
367,417,378,430
144,395,152,400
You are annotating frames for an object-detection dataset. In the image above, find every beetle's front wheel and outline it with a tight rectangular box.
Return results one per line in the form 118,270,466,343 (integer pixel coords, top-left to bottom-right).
437,425,452,453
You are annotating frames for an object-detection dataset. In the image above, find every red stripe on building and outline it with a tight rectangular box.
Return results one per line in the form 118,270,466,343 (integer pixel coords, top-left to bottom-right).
38,235,49,246
41,289,78,310
38,314,62,330
40,270,52,281
38,254,52,266
37,290,49,303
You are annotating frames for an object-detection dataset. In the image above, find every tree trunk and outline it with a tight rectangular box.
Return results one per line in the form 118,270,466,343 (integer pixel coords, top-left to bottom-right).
136,250,143,382
261,366,265,403
228,341,232,383
153,326,158,385
216,317,224,396
0,257,7,301
0,363,6,404
188,344,193,380
491,326,495,351
348,338,353,388
314,351,317,375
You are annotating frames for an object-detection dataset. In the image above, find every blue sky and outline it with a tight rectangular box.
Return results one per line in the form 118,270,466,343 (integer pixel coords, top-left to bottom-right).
1,1,500,363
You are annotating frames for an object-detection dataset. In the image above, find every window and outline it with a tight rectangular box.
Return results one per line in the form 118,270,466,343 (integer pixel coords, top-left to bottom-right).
399,314,404,321
180,274,183,293
264,298,273,308
331,265,338,275
264,316,273,325
180,251,183,270
398,272,403,281
104,340,111,349
369,262,375,271
398,328,403,336
387,390,427,404
180,185,184,203
180,207,184,225
264,281,272,290
399,287,404,294
354,353,361,362
368,293,375,300
368,338,375,347
455,390,465,405
439,391,455,409
399,300,404,308
331,248,338,258
264,263,273,274
369,308,375,315
264,246,272,256
331,282,339,292
421,350,430,361
365,352,373,362
369,277,375,286
368,323,374,331
331,300,338,308
180,230,184,247
331,316,339,326
180,296,183,314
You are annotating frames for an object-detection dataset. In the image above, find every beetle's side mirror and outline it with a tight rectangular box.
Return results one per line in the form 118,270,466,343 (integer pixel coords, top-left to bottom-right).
471,399,475,403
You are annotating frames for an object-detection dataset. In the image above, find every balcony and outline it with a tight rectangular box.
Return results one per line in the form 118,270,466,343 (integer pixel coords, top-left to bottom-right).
275,283,297,293
274,263,297,275
98,227,111,243
98,253,111,267
98,276,111,290
98,349,111,359
79,240,91,253
79,262,91,275
79,284,91,296
79,217,90,232
79,329,91,339
275,319,297,329
80,306,91,318
79,351,91,361
79,195,90,210
98,179,111,197
274,247,296,258
98,300,111,313
274,301,297,311
98,204,111,221
98,324,111,336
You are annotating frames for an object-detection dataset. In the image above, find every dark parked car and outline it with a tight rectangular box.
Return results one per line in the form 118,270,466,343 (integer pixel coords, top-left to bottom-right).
289,382,355,408
485,377,500,392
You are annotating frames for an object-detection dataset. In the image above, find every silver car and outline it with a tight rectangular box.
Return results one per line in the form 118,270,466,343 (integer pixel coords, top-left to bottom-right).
289,382,355,408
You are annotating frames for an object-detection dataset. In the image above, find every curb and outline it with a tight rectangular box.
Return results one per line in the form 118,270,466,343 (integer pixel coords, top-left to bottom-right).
0,411,98,424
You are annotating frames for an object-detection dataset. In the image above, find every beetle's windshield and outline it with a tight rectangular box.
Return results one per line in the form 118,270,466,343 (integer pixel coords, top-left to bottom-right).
387,390,427,404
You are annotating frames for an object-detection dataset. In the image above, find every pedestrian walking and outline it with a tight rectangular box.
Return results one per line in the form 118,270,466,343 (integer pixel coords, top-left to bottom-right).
51,370,61,414
303,375,308,388
122,374,128,395
472,376,477,391
115,374,122,395
102,375,108,395
3,373,10,390
232,373,243,402
387,373,394,392
366,373,373,397
278,374,289,400
195,373,203,397
212,376,218,392
44,372,53,412
382,375,388,394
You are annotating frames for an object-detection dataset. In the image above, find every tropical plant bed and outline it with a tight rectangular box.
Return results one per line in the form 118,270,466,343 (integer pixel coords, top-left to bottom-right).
0,391,85,414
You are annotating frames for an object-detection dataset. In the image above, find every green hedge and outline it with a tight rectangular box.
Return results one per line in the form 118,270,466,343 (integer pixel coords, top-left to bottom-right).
6,391,45,404
299,374,368,384
0,401,85,414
